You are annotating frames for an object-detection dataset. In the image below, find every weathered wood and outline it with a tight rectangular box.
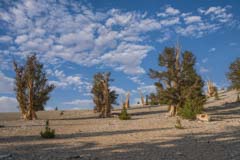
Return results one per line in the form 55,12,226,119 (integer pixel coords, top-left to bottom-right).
196,114,211,122
138,90,145,106
124,92,130,109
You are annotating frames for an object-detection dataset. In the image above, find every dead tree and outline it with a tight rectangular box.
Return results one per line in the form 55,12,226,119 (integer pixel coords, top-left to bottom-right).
207,80,217,97
138,90,145,106
124,92,130,109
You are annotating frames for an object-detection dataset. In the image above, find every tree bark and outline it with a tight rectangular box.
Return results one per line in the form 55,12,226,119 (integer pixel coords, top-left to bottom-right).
169,105,177,116
124,92,130,109
102,74,111,118
27,79,37,120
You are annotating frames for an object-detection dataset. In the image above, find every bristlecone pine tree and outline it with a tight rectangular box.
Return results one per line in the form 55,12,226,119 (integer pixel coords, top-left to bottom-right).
227,57,240,90
91,72,118,118
13,54,55,120
149,44,205,117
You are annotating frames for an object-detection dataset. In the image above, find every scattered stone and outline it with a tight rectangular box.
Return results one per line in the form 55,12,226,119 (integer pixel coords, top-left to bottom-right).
196,114,211,122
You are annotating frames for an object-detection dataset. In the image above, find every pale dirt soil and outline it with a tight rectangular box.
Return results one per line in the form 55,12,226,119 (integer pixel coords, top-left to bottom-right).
0,90,240,160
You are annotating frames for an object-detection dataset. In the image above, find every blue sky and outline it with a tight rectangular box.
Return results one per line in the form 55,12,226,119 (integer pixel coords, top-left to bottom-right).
0,0,240,112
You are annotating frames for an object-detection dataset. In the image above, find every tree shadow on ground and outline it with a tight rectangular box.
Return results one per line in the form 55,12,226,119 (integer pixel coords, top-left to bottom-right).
205,102,240,120
1,126,240,160
0,127,171,143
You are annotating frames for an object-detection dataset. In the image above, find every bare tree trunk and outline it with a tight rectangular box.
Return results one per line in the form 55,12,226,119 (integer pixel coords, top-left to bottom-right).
168,43,181,117
169,105,176,116
102,74,111,118
27,79,37,120
124,92,130,109
139,90,145,107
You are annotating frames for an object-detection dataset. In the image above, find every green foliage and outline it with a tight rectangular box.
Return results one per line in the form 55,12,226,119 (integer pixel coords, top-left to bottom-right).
13,54,55,112
40,120,55,139
60,111,64,116
149,93,159,105
149,46,206,116
91,72,118,117
178,98,203,120
227,57,240,90
119,107,131,120
175,118,184,129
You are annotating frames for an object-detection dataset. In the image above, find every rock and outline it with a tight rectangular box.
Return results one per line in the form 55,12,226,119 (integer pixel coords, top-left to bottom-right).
196,114,211,122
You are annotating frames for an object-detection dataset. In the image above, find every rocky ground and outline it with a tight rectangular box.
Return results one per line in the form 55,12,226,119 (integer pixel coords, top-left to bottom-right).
0,90,240,160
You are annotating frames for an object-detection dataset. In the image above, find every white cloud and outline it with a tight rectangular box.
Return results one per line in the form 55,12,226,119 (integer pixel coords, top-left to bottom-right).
199,6,233,23
101,42,153,74
200,66,209,73
15,35,28,44
165,6,180,15
229,42,237,46
137,85,156,95
176,22,219,37
48,69,84,91
0,96,18,112
0,36,12,43
110,86,126,95
0,1,237,76
184,16,202,24
157,33,171,43
209,47,216,52
0,72,14,93
202,58,208,63
45,106,54,111
49,80,68,88
160,17,180,26
128,76,145,85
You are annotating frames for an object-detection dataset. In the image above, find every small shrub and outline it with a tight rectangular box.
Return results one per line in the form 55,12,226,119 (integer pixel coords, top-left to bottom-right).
178,98,203,120
40,120,55,138
60,111,64,116
175,118,184,129
119,107,131,120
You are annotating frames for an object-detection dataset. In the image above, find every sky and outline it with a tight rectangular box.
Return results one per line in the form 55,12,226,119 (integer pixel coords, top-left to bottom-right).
0,0,240,112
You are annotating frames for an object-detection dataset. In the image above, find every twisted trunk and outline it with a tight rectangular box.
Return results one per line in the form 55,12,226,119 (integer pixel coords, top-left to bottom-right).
26,79,37,120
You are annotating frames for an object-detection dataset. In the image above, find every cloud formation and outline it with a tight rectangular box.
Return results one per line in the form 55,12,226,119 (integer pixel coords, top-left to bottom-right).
0,72,14,94
0,96,18,112
0,1,236,76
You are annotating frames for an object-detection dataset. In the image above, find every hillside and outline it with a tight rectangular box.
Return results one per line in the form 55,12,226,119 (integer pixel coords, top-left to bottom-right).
0,90,240,160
